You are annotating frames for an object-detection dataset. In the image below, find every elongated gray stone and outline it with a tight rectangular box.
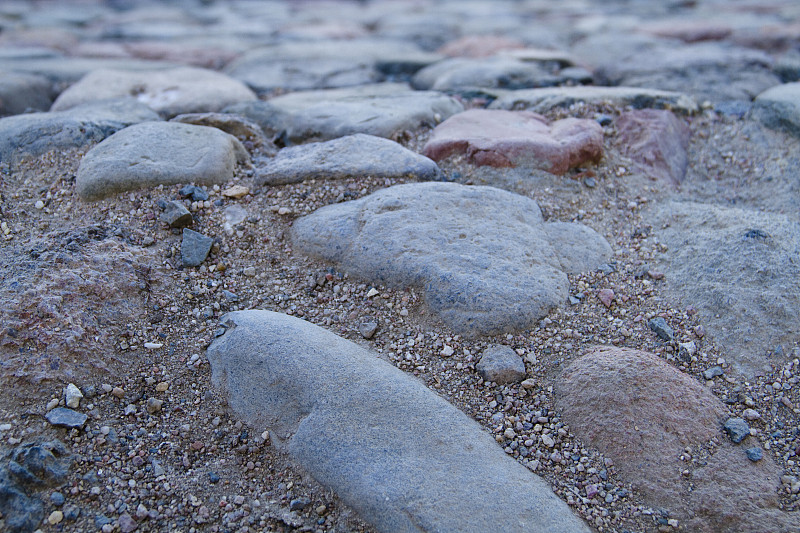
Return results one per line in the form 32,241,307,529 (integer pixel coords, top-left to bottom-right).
207,310,591,533
256,133,441,185
45,408,87,429
75,122,250,201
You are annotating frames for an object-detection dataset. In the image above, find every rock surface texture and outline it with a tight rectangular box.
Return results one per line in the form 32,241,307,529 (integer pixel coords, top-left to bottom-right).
208,310,592,533
292,182,611,335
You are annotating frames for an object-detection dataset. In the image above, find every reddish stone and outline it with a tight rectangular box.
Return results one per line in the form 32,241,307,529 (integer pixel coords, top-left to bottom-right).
597,288,615,307
616,109,691,187
422,109,603,174
125,42,239,69
437,35,526,58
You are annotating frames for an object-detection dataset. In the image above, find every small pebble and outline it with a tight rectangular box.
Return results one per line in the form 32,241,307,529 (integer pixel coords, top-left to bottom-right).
48,510,64,525
746,447,763,462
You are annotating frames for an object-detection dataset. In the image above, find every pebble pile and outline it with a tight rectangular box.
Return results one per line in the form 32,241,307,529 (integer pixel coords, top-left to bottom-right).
0,1,799,532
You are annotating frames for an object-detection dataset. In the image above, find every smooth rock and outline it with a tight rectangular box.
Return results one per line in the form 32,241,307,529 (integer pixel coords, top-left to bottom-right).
0,70,53,116
291,182,611,335
0,98,159,164
411,57,561,91
422,109,603,174
45,408,87,429
488,86,699,115
556,346,792,532
724,418,750,443
437,35,525,58
0,55,179,85
476,345,526,384
159,200,193,228
207,310,591,533
170,112,274,152
648,317,674,342
76,122,249,201
615,109,691,187
181,229,214,268
256,134,441,185
751,82,800,138
51,67,257,118
224,83,464,144
648,202,800,377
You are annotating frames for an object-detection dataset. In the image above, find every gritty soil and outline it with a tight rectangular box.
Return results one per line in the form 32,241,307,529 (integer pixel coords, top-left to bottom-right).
0,101,798,532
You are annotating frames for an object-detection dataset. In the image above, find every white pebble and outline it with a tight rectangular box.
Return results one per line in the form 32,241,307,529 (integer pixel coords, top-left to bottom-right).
35,200,45,210
144,342,163,349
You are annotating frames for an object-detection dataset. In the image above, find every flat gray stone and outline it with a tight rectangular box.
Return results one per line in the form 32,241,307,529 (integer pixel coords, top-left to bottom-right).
207,310,591,533
181,229,214,267
51,67,257,118
752,82,800,137
476,345,526,384
0,98,159,165
0,56,179,84
256,134,441,185
291,182,611,335
0,70,53,116
648,201,800,377
412,57,561,91
160,200,192,228
488,86,699,115
76,122,250,201
224,83,464,144
45,408,87,429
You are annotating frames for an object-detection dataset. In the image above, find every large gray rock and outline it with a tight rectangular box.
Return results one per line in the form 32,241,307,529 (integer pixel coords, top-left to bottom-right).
76,122,250,201
51,67,257,118
751,82,800,138
411,57,561,91
291,182,611,335
488,86,699,115
648,201,800,377
0,56,178,84
0,70,53,116
207,310,592,533
0,98,159,165
224,83,464,144
256,133,441,185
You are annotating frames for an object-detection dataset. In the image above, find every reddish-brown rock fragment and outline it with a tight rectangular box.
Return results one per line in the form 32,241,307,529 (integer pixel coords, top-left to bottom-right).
616,109,691,187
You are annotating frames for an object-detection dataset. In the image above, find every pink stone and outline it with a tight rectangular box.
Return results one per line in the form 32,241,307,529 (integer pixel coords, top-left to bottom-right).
616,109,691,187
597,288,615,307
585,484,599,499
422,109,603,174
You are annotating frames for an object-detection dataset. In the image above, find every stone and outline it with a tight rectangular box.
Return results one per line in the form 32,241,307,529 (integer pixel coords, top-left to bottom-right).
181,229,214,268
358,321,378,340
223,83,464,144
615,109,691,187
76,122,250,201
648,202,800,377
291,182,611,335
159,200,193,228
0,55,179,85
488,86,699,115
724,418,750,444
51,67,257,118
648,317,674,342
207,310,591,533
0,98,159,165
170,112,274,152
64,383,83,409
476,345,526,384
45,408,87,429
422,109,603,174
437,35,525,58
411,57,561,92
0,479,43,533
746,447,764,462
703,366,724,380
224,39,441,92
118,512,137,532
555,346,792,532
0,70,53,116
256,134,441,186
751,82,800,138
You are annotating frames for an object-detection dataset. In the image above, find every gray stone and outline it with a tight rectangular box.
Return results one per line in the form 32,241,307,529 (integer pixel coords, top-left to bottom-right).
45,408,87,429
224,83,464,144
746,447,764,462
488,86,699,115
0,70,53,116
752,82,800,138
75,122,250,201
159,200,193,228
648,201,800,377
181,229,214,268
0,98,159,165
0,56,178,85
291,182,611,335
52,67,257,118
724,417,750,443
648,317,674,342
256,134,441,185
411,57,561,91
207,310,591,533
476,345,526,384
703,366,724,380
170,112,274,152
358,321,378,340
